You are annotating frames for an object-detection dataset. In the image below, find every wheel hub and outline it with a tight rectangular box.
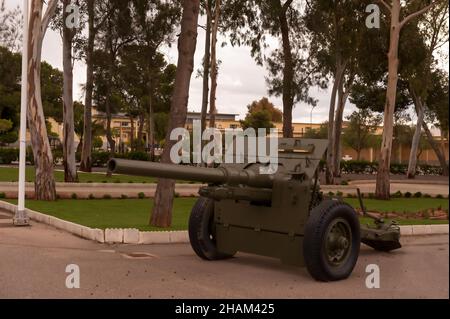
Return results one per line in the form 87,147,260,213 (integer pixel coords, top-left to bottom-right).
324,218,352,266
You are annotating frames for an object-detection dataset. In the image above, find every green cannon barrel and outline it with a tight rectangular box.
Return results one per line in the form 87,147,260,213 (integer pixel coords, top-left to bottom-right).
108,158,274,188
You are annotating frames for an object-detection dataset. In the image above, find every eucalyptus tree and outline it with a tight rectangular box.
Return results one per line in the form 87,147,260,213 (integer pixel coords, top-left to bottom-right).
420,69,449,176
94,0,135,156
151,0,200,228
27,0,58,200
305,0,368,183
199,0,212,135
80,0,111,172
0,0,22,52
375,0,440,199
129,0,181,156
48,0,85,182
404,1,449,178
220,1,321,138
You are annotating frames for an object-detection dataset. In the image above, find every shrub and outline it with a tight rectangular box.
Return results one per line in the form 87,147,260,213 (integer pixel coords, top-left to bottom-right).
71,193,78,199
120,194,128,199
337,160,443,176
103,194,112,199
138,192,145,199
423,193,431,198
404,192,412,198
88,194,95,200
92,136,103,150
340,180,349,186
436,194,443,199
0,192,5,199
327,191,335,197
52,149,63,165
91,151,110,167
390,163,407,175
0,148,19,164
413,192,422,198
174,192,180,198
368,193,375,199
392,191,402,198
336,191,343,197
340,160,376,174
126,151,150,161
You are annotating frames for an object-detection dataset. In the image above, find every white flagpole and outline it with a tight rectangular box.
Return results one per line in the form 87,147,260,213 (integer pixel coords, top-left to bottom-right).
14,0,30,226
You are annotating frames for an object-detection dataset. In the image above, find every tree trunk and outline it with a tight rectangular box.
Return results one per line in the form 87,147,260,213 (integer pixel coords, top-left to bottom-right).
76,135,83,154
407,88,424,178
105,31,116,157
419,103,449,177
376,3,401,200
27,0,57,200
129,116,135,151
137,112,144,151
375,0,436,198
80,0,95,172
332,79,350,178
326,61,345,185
277,0,294,138
208,0,220,129
105,97,115,155
147,81,155,160
151,0,200,227
62,0,78,183
200,0,211,136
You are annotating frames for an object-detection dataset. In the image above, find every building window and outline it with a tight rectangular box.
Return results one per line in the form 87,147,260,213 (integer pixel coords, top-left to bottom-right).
230,124,238,129
121,122,129,127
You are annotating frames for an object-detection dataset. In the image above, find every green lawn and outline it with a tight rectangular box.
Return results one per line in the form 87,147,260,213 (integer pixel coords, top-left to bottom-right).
344,198,449,213
4,197,448,231
6,198,197,231
0,166,160,183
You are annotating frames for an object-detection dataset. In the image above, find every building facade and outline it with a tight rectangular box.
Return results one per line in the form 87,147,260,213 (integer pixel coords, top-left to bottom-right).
41,110,448,165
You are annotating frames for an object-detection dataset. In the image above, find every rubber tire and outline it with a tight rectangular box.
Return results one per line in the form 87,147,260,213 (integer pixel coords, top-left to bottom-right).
303,199,360,282
188,197,233,260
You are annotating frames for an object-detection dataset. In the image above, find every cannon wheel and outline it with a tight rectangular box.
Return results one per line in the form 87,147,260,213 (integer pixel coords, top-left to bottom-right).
303,200,360,281
188,197,234,260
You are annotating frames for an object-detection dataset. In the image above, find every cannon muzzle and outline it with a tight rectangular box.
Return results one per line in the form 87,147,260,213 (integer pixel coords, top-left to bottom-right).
108,158,274,188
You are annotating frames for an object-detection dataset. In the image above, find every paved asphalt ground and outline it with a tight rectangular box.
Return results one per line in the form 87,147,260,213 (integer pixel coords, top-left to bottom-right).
0,210,448,299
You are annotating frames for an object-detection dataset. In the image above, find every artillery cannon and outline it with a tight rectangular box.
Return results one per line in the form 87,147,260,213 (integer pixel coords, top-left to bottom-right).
108,138,401,281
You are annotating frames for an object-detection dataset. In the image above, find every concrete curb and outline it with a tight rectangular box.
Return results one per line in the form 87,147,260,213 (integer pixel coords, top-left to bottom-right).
0,200,447,244
0,200,105,243
399,224,449,236
0,200,191,244
348,179,449,186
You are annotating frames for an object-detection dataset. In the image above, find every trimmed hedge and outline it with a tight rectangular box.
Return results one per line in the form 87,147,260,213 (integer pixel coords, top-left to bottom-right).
339,160,444,176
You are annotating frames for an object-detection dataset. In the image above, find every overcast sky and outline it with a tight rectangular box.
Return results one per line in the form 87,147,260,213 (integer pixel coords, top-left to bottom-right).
7,0,441,124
